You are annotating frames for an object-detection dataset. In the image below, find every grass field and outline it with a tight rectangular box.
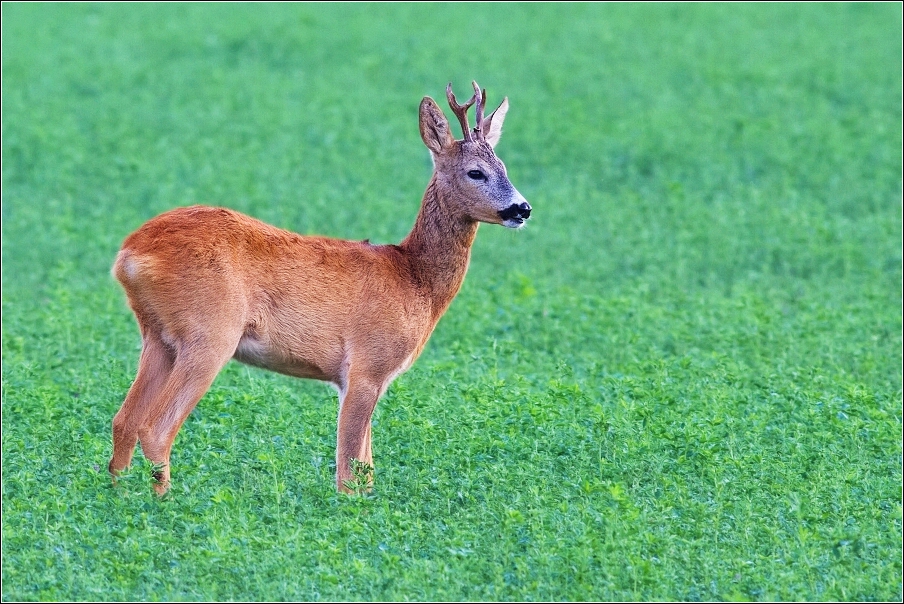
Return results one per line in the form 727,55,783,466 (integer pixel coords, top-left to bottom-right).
2,3,901,601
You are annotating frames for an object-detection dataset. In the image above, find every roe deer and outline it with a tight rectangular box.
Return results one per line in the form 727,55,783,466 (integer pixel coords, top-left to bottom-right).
109,81,531,494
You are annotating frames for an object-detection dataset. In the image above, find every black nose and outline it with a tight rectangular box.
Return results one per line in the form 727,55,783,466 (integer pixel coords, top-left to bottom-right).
499,202,532,221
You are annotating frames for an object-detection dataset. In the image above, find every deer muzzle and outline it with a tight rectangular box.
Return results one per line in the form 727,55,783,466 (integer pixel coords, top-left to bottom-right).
499,201,532,224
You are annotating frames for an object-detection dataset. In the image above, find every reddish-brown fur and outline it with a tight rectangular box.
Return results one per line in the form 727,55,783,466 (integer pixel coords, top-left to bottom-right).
109,82,530,494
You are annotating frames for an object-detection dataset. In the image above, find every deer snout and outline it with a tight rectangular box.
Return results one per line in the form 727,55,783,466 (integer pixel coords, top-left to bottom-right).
498,200,532,227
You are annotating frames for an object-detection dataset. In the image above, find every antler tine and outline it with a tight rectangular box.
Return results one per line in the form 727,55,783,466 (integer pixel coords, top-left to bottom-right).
472,81,487,140
446,82,477,142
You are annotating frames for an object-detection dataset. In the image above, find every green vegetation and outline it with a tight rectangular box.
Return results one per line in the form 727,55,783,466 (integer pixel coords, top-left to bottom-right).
2,3,900,600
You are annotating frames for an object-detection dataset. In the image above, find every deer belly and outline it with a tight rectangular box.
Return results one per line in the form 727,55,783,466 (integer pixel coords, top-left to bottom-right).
233,333,333,382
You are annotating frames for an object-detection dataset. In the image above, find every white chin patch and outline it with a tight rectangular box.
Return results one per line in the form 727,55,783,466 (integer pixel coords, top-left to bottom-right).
502,218,526,229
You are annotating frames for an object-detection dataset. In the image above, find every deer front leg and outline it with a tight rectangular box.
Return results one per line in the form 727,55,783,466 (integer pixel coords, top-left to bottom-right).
335,379,380,493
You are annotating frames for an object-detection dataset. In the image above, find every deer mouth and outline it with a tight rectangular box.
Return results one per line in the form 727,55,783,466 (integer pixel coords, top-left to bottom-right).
498,202,531,228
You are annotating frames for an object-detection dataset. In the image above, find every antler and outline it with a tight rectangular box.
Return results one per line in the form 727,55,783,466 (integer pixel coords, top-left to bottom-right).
472,81,487,140
446,82,478,142
446,81,494,142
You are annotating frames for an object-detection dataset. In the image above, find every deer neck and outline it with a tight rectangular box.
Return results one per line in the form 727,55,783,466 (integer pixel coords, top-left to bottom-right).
401,175,479,318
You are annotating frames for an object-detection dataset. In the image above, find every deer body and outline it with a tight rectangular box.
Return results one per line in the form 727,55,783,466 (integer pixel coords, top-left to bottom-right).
109,82,530,493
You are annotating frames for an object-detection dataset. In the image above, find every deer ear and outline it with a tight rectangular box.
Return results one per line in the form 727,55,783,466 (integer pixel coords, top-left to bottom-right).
419,97,454,154
483,97,508,148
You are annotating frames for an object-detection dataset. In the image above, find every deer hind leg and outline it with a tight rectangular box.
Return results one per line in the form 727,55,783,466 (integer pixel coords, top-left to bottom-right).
335,378,381,493
109,330,175,478
137,336,237,495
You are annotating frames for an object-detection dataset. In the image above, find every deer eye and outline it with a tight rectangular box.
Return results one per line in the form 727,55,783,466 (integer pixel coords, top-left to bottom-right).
467,170,486,180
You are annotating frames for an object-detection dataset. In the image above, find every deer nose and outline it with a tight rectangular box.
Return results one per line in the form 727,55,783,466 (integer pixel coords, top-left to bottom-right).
498,202,531,222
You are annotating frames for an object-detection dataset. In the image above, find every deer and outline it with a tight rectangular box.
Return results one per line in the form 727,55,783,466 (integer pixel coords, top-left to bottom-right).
108,81,531,495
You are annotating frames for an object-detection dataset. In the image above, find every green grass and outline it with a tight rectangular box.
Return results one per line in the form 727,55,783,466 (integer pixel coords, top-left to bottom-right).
2,3,901,601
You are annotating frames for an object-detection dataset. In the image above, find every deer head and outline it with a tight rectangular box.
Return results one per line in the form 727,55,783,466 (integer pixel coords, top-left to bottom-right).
418,81,531,228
